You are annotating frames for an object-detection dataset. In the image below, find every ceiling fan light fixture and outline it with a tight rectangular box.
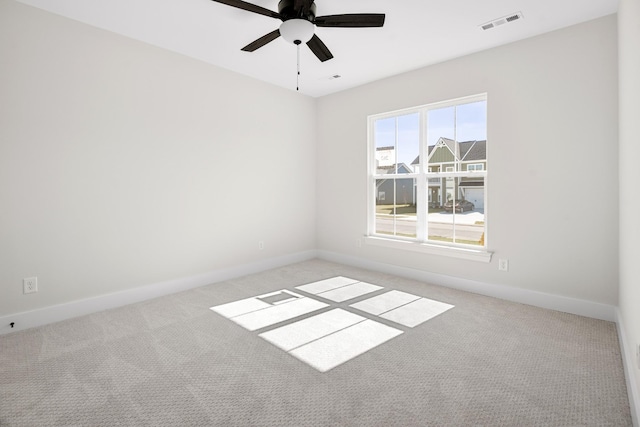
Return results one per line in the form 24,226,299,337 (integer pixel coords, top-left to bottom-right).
279,19,314,44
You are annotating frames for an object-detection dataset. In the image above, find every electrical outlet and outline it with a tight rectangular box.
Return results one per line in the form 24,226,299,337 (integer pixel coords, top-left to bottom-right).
23,277,38,294
498,259,509,272
356,238,362,248
258,241,264,250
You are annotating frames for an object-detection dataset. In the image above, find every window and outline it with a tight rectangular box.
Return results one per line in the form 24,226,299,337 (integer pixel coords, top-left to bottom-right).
368,94,487,254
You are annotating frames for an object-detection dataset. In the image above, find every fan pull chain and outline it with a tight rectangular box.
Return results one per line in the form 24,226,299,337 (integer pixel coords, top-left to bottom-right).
295,40,301,91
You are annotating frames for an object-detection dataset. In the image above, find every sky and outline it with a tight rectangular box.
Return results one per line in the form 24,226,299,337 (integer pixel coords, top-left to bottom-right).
374,100,487,166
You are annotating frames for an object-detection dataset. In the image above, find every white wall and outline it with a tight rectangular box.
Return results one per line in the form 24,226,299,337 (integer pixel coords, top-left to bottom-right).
618,0,640,412
316,16,619,305
0,0,316,317
1,0,635,416
0,2,624,324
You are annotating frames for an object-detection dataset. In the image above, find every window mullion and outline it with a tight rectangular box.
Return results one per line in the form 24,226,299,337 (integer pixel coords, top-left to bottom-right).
368,118,376,236
416,110,427,241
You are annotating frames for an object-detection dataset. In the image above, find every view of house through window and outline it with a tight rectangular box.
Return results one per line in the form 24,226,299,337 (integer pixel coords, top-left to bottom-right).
369,94,487,248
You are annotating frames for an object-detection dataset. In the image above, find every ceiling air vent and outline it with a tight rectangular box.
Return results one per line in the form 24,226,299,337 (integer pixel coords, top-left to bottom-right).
506,13,522,23
480,12,523,31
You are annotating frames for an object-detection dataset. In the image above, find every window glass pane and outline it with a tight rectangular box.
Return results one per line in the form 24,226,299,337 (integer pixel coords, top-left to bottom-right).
456,100,487,173
458,176,485,246
374,114,419,174
374,118,396,170
375,178,394,236
427,175,442,213
426,177,485,246
375,178,416,238
426,106,455,172
396,113,419,174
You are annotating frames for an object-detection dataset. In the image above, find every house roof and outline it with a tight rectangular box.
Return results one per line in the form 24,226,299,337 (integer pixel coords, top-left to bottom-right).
460,140,487,161
411,139,486,165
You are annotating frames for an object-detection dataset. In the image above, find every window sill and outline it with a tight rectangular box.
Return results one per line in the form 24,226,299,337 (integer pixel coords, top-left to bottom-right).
364,236,493,263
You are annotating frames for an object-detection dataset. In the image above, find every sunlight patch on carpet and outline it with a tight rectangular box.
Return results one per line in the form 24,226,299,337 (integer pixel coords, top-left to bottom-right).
210,277,454,372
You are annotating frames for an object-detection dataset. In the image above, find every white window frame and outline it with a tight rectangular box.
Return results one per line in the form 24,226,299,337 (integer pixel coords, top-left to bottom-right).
366,94,491,262
467,163,484,171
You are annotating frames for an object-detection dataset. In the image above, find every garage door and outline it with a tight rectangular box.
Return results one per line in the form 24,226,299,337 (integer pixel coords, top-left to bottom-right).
464,188,484,210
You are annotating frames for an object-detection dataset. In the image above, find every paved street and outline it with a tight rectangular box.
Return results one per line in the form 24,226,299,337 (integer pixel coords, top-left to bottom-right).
375,211,485,243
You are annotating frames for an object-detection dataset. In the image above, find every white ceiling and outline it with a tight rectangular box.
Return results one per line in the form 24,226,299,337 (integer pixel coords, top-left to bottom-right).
16,0,618,97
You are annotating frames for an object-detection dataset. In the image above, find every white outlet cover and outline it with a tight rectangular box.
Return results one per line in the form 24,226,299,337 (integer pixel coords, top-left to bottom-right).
23,277,38,294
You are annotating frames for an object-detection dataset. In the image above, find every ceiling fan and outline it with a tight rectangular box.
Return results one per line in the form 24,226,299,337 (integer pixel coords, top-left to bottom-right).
210,0,386,62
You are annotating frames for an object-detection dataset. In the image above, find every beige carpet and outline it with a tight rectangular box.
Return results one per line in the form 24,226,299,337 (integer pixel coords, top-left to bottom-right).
0,259,632,426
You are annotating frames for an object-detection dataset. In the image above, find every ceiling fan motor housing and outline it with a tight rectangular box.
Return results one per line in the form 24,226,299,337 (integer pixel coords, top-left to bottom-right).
278,0,316,21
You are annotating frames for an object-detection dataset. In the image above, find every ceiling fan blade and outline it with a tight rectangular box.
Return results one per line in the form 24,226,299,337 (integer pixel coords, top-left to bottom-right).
306,34,333,62
315,14,386,28
241,29,281,52
210,0,281,20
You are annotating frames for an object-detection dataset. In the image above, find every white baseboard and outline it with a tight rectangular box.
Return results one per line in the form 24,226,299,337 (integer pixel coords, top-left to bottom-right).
616,308,640,427
316,250,617,322
0,250,317,335
1,248,617,333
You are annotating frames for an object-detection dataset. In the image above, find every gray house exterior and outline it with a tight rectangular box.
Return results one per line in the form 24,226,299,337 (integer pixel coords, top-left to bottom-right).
411,138,487,209
375,163,414,205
